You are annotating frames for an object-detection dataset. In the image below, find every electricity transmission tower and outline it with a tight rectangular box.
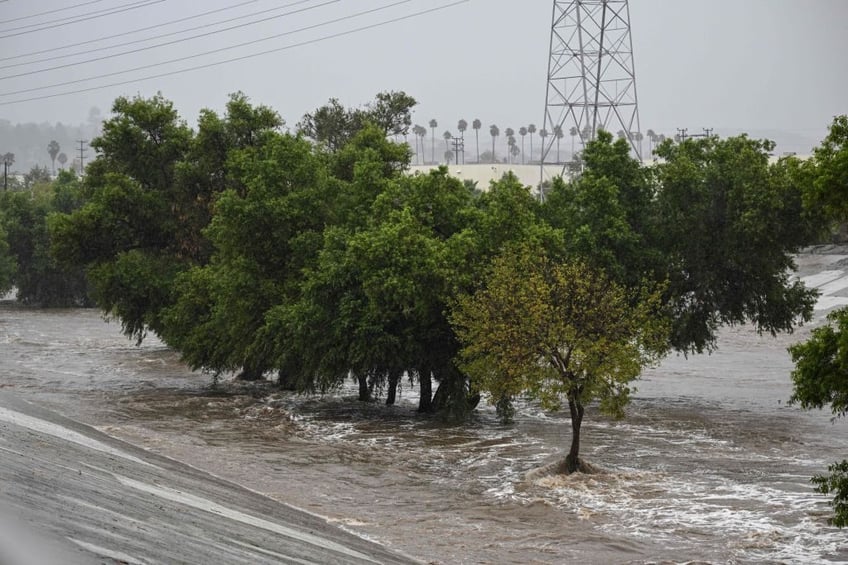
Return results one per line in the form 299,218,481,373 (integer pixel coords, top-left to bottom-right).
540,0,642,186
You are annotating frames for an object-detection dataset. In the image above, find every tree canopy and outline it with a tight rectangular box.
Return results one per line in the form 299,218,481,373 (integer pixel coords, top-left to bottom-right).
453,244,668,471
787,115,848,527
43,92,826,438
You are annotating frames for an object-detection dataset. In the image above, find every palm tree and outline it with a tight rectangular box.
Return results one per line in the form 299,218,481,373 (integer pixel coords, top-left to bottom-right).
47,140,60,176
510,143,520,163
489,125,500,163
429,119,438,164
539,128,549,161
443,130,452,162
518,127,528,164
472,118,482,162
457,119,468,163
569,126,578,159
553,125,564,163
57,152,67,170
634,131,644,160
412,125,424,164
507,135,517,164
527,123,537,162
646,129,656,156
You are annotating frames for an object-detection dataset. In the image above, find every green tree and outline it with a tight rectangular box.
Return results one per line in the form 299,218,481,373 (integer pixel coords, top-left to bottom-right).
57,152,67,170
653,134,818,352
367,90,417,138
47,140,60,176
50,93,281,345
453,245,668,473
161,130,327,381
297,98,357,152
805,115,848,224
0,170,89,306
786,115,848,527
789,308,848,527
0,224,15,296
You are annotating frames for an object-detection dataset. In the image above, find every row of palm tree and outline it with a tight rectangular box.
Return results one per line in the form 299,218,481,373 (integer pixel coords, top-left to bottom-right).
408,119,670,166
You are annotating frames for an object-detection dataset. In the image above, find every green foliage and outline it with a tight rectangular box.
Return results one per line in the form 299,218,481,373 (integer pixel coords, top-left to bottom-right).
50,92,281,342
806,115,848,223
812,461,848,528
161,131,328,376
452,243,668,457
297,91,417,152
652,134,817,352
0,224,15,296
789,308,848,416
786,116,848,528
788,308,848,525
0,172,89,306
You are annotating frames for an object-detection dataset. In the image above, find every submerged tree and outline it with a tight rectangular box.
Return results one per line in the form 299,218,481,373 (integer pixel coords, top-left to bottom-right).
789,308,848,527
453,245,668,473
787,115,848,527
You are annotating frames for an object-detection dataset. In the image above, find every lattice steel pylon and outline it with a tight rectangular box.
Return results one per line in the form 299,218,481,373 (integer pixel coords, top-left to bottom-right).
540,0,642,187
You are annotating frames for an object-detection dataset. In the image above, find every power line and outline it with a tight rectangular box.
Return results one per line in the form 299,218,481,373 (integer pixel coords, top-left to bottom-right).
0,0,107,25
0,0,413,96
0,0,324,76
0,1,258,63
0,0,168,39
0,0,469,107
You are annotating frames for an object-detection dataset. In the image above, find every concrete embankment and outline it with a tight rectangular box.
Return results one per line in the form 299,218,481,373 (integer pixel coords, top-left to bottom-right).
0,392,417,565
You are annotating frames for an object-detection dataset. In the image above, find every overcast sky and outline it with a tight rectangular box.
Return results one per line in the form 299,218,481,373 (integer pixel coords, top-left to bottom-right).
0,0,845,151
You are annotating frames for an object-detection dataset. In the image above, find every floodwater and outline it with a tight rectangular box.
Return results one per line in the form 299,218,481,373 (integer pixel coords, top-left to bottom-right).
2,253,848,564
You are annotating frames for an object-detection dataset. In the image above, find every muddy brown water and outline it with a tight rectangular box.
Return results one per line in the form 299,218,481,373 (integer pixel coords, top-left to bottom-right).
1,300,846,564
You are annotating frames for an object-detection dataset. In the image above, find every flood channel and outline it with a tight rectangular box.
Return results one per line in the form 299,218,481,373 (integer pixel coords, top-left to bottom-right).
1,250,847,564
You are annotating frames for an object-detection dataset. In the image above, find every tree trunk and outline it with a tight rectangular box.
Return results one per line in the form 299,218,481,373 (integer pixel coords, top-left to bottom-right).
277,371,297,391
417,366,433,413
386,371,400,405
237,362,265,381
565,395,585,473
475,130,480,162
357,373,371,402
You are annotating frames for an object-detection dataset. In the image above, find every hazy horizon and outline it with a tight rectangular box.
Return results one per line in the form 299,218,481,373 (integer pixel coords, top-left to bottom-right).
1,0,845,156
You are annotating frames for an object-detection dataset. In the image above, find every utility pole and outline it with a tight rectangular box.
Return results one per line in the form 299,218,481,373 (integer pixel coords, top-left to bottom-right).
2,153,14,192
451,136,465,166
541,0,642,188
77,140,88,175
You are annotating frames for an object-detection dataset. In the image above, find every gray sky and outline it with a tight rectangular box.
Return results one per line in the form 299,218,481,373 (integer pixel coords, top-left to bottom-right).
0,0,845,151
